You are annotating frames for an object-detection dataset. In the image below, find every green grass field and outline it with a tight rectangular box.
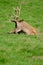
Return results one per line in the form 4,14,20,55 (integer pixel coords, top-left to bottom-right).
0,0,43,65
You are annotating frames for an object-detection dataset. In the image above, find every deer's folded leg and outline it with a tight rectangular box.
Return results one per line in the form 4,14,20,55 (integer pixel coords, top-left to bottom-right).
8,28,22,34
8,30,16,34
15,28,22,33
22,28,36,35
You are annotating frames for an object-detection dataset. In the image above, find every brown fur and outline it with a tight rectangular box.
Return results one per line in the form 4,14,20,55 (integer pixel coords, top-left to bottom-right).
9,20,37,35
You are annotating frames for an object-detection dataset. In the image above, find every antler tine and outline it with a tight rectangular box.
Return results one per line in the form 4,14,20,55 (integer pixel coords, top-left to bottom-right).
13,6,20,20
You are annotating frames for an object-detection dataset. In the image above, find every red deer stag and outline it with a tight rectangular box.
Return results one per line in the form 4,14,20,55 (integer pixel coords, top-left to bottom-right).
8,7,37,35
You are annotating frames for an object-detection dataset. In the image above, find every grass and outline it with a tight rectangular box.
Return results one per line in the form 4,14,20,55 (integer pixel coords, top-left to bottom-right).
0,0,43,65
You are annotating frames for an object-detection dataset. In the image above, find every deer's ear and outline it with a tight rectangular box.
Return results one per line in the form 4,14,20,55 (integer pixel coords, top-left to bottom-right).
19,19,24,22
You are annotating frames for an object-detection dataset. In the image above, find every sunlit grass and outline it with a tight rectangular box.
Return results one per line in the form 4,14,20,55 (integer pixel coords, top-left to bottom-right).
0,0,43,65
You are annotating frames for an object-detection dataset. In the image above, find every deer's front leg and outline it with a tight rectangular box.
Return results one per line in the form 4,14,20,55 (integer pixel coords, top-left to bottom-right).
8,30,16,34
8,28,21,34
15,28,21,33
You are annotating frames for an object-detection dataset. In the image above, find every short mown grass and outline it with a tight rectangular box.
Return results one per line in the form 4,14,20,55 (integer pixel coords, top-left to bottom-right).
0,0,43,65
